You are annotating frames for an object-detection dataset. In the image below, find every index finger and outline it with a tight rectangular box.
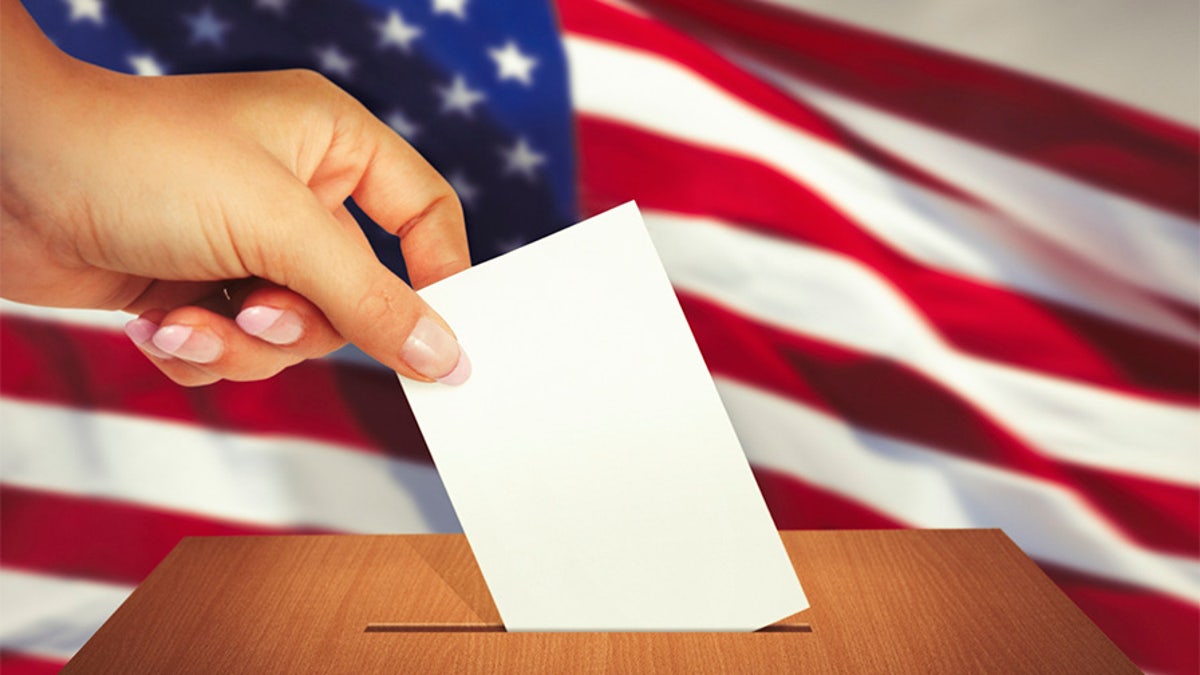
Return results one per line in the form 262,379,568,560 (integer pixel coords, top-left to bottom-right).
332,103,471,290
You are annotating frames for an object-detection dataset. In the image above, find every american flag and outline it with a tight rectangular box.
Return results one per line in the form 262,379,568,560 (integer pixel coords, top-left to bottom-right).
2,0,1197,673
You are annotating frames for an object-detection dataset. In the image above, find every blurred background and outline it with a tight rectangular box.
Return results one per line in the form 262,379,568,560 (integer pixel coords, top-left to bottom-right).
2,0,1196,672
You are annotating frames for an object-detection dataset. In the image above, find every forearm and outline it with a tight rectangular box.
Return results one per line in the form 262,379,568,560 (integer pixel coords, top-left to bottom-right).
1,0,99,225
3,2,64,298
0,0,124,302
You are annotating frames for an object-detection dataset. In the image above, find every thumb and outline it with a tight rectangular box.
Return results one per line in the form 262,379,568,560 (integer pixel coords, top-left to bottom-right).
270,194,471,386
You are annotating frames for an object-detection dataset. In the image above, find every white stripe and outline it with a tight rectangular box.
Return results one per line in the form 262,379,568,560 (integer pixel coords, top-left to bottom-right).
564,34,1198,342
759,0,1198,125
0,300,131,332
0,568,132,660
740,58,1199,310
0,399,460,534
715,377,1200,604
0,300,382,367
643,209,1200,485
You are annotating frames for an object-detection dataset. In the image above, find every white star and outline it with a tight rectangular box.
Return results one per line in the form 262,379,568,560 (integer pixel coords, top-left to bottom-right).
432,0,467,20
385,110,420,140
315,44,355,80
500,137,545,181
184,6,231,49
437,75,486,117
128,53,165,76
254,0,289,16
66,0,104,24
375,10,422,52
446,170,479,207
488,41,537,86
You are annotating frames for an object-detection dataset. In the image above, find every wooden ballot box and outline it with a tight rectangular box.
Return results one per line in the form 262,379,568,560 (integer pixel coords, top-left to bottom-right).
63,530,1136,673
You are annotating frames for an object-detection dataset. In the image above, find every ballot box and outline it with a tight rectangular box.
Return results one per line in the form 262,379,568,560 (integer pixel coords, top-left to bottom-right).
63,529,1136,673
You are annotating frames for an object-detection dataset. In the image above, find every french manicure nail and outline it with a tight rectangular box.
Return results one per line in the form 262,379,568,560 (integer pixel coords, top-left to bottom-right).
124,318,172,359
152,325,223,364
400,316,471,386
237,306,303,346
437,349,472,386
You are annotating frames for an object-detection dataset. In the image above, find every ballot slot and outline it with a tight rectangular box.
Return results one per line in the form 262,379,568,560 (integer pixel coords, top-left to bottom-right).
365,623,506,633
363,623,813,633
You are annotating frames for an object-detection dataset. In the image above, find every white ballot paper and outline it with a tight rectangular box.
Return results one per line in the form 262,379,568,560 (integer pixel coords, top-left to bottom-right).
399,202,808,631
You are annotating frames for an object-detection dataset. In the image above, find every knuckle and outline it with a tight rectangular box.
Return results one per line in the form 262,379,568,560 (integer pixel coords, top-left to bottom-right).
282,68,357,118
353,277,415,337
354,281,401,327
279,68,333,94
395,191,460,240
436,187,465,222
286,323,342,359
254,69,342,127
164,367,219,388
226,362,290,383
310,333,348,358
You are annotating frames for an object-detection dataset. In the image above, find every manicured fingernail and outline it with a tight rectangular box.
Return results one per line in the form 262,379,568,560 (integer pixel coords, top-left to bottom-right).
437,349,472,386
400,316,470,386
152,325,223,364
124,318,172,359
236,306,303,346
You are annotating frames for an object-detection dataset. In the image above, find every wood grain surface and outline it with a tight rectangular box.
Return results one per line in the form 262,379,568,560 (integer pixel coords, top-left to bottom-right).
62,530,1137,673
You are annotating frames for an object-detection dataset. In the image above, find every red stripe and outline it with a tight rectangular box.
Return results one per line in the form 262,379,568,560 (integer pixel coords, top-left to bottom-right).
0,652,66,675
611,0,1200,219
6,478,890,588
754,469,1198,675
1044,564,1200,675
0,314,431,465
555,0,988,207
754,467,904,531
578,115,1199,401
680,292,1200,557
0,485,332,586
7,310,1195,558
3,306,1196,558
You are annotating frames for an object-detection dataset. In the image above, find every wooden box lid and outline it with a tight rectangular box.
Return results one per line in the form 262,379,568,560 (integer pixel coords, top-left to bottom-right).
63,530,1136,673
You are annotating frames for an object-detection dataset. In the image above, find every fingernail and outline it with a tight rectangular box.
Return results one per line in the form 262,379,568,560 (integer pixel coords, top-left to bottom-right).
438,349,472,386
152,325,223,364
400,316,471,386
124,318,172,359
236,306,303,346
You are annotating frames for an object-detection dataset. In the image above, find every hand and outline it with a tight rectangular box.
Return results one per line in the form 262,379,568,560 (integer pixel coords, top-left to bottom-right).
0,0,471,386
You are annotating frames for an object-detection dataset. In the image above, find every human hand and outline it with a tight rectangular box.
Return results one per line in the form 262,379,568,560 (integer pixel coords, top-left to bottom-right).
0,0,471,386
